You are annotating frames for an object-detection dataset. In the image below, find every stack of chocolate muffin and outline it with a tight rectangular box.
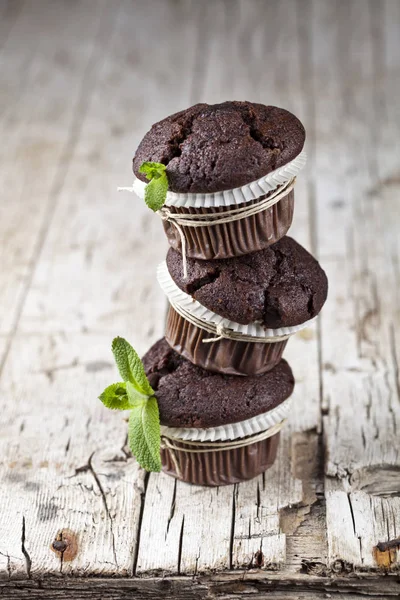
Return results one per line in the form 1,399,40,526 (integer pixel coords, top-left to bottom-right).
132,101,328,486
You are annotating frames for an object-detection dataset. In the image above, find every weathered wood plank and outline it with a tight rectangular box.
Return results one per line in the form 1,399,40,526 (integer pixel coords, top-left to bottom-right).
135,1,235,575
311,0,400,571
0,0,108,354
0,0,200,579
136,0,324,575
1,573,400,599
0,0,399,585
0,0,123,579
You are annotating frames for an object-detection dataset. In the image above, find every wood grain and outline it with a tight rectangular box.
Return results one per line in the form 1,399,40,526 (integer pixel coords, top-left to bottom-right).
1,573,400,598
0,0,200,579
136,0,325,576
310,0,400,570
0,0,399,593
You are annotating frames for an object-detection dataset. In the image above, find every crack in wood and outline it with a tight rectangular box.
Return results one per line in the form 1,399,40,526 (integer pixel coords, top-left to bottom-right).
253,547,264,569
86,453,118,568
177,516,185,576
21,517,32,579
256,481,261,521
166,479,177,539
347,493,357,538
132,471,150,576
228,484,237,570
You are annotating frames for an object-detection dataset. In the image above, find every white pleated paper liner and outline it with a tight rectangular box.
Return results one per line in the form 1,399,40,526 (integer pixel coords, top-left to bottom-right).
160,397,292,442
157,261,317,339
121,149,306,209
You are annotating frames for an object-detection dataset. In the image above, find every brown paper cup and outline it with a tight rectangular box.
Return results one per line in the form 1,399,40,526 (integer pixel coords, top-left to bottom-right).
165,306,288,376
161,432,280,486
162,188,294,260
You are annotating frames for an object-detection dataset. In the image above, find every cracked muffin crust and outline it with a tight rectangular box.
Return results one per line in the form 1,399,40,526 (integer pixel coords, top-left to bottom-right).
133,101,305,194
166,236,328,328
142,338,294,428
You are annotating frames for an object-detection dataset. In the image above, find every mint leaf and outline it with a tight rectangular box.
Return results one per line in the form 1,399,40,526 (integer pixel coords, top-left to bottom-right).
99,338,162,473
139,161,166,179
125,380,149,406
139,161,168,212
144,176,168,212
128,394,161,472
112,337,154,397
99,382,130,410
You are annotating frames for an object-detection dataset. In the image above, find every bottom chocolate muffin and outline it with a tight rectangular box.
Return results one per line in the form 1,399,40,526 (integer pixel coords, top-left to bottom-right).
143,338,294,428
161,426,281,487
143,338,294,485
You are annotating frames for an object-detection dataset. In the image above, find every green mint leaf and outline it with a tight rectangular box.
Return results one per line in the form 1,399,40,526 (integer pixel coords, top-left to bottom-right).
144,176,168,212
99,382,130,410
128,394,161,472
99,338,161,472
139,161,168,212
111,337,154,397
139,161,166,179
125,380,150,407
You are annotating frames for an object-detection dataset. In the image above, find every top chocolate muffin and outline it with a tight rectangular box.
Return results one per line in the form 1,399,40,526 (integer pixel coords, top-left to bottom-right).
133,101,305,194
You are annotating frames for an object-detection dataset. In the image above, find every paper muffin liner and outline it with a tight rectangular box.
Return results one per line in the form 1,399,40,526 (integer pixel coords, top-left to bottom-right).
126,149,306,208
157,261,318,338
161,431,280,487
162,188,294,260
166,305,288,376
160,397,292,442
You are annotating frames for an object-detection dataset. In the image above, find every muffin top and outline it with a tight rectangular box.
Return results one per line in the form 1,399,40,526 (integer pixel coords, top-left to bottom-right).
133,101,305,194
143,338,294,428
166,236,328,329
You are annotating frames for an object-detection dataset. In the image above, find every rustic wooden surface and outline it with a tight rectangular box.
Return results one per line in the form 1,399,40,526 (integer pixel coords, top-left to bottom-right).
0,0,399,597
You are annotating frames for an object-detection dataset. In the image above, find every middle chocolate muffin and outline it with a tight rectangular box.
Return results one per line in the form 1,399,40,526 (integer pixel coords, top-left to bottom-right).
160,236,328,375
165,305,289,376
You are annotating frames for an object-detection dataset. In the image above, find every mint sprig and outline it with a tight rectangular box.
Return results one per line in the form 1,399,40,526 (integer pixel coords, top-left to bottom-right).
127,383,161,473
112,337,154,397
139,162,168,212
99,382,130,410
98,337,161,472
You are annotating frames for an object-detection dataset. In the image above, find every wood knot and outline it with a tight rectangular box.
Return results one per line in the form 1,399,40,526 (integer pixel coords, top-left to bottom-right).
374,537,400,569
376,537,400,552
51,529,78,562
331,559,353,574
52,539,67,552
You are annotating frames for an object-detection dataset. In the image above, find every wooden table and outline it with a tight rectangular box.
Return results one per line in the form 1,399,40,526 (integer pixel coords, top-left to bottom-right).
0,0,399,597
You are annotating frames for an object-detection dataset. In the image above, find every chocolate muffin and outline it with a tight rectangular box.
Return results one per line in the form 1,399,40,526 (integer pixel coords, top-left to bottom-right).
166,236,328,329
132,101,306,260
142,338,294,428
161,431,281,487
133,101,305,194
161,189,295,261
